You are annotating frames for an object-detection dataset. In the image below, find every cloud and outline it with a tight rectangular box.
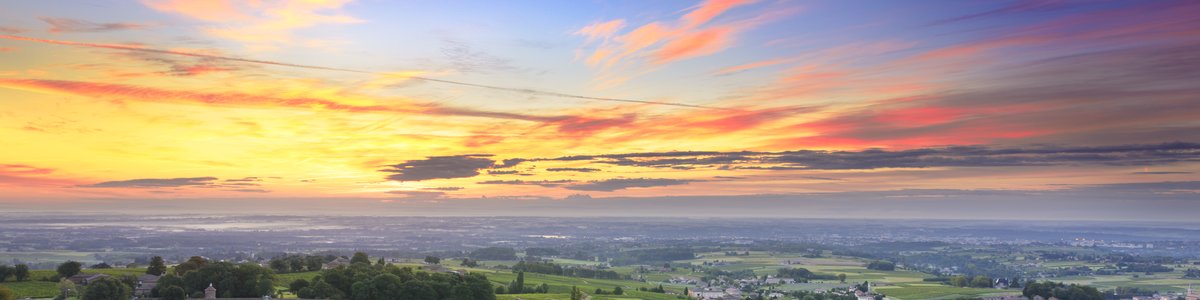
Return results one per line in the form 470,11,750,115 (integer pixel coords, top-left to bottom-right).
0,164,78,188
227,188,270,193
381,155,496,181
142,0,363,51
1131,171,1193,175
39,17,148,33
931,0,1075,25
0,27,25,34
224,177,262,182
574,0,792,82
0,35,715,109
776,41,1200,148
477,179,578,187
566,178,695,192
545,167,600,173
493,142,1200,171
574,20,625,43
0,79,570,123
422,187,464,191
440,40,517,74
82,177,218,188
487,170,522,175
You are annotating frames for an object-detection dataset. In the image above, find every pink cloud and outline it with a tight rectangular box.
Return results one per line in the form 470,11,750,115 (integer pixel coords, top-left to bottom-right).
575,0,793,82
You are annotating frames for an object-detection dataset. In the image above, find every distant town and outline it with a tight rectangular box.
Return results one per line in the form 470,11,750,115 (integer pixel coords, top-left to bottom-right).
1,214,1198,300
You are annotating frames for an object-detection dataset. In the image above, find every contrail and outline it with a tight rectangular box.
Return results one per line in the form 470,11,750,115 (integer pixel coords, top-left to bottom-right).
0,34,726,110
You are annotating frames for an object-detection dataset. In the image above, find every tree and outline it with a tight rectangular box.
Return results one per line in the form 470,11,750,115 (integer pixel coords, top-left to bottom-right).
494,286,505,294
173,256,207,275
298,280,343,299
0,265,10,282
90,262,112,269
838,273,847,283
270,259,290,273
866,260,895,271
949,275,969,287
351,252,371,265
971,276,993,288
306,256,325,271
398,280,437,300
613,286,624,295
58,278,77,299
160,286,186,300
376,257,387,266
57,261,82,279
461,259,478,267
14,264,29,281
570,286,582,300
424,256,441,265
0,285,13,300
509,271,524,293
683,287,688,296
152,274,184,298
290,279,310,294
82,277,131,300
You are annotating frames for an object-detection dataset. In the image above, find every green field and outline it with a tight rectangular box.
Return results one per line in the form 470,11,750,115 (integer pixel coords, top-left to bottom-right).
7,250,1197,300
1,280,60,299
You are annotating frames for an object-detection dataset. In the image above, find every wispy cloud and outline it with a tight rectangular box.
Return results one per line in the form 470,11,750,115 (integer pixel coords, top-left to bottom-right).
574,0,797,83
498,142,1200,171
142,0,363,51
566,178,695,191
39,17,148,33
0,34,718,109
82,177,218,188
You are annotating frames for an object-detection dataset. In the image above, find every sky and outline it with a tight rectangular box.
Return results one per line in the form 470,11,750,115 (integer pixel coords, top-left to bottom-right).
0,0,1198,220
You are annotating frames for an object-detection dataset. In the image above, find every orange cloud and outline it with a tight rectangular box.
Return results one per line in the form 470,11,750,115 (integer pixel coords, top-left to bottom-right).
713,57,792,75
0,79,564,122
681,0,757,29
0,164,80,188
652,26,733,65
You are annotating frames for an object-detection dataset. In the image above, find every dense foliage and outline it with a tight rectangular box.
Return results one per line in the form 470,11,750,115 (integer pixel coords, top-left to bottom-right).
56,261,82,279
81,277,131,300
151,257,275,298
866,260,896,271
1022,281,1103,300
776,267,837,281
269,254,329,273
298,253,496,300
146,256,167,276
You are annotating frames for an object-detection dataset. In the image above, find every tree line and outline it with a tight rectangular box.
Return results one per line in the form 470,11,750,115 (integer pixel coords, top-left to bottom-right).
290,252,495,300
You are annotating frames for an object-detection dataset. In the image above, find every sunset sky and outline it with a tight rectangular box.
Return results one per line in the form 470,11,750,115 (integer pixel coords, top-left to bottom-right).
1,0,1198,219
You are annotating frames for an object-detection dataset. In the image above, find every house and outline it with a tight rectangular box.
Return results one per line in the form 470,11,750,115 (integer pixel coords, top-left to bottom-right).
134,274,161,296
322,257,352,269
67,273,110,285
993,278,1010,289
